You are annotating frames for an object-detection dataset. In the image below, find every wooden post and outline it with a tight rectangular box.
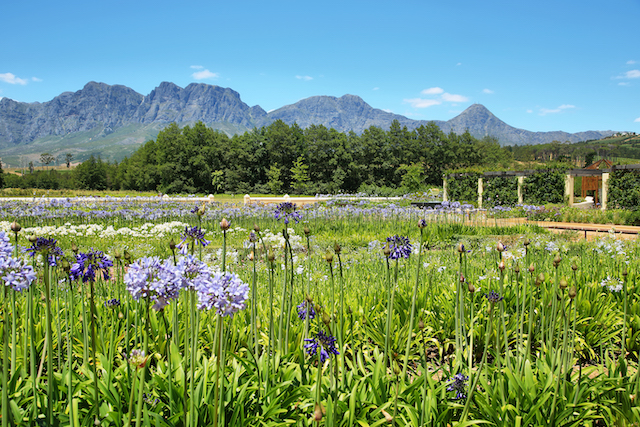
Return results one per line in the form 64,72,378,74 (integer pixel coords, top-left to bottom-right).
565,174,574,207
601,173,609,211
442,178,448,202
244,194,251,205
477,177,483,209
517,176,524,204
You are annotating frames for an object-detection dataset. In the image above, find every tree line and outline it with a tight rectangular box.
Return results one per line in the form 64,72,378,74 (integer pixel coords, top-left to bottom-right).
4,119,516,194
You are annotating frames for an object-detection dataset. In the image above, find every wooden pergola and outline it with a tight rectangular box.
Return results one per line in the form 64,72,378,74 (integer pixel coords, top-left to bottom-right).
581,159,613,204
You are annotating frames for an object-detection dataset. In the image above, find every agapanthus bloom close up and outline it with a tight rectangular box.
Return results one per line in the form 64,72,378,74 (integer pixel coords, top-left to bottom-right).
25,237,64,266
124,256,182,308
446,373,468,400
383,235,412,259
70,249,114,282
304,330,339,363
1,256,37,292
297,300,316,320
178,226,210,255
274,202,303,225
197,271,249,317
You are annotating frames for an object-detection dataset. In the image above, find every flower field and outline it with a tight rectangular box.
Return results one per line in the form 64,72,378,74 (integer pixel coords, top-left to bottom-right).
0,197,639,426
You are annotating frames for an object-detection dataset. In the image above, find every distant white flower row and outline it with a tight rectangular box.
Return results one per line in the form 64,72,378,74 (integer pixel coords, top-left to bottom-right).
0,221,194,240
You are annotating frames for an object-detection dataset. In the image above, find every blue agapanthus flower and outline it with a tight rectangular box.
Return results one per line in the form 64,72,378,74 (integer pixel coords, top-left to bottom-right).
447,373,468,400
178,226,210,255
24,237,64,266
297,300,316,320
384,235,412,259
304,330,339,363
124,257,183,310
197,271,249,317
484,290,504,304
70,249,114,282
1,256,37,292
274,202,303,225
174,254,214,291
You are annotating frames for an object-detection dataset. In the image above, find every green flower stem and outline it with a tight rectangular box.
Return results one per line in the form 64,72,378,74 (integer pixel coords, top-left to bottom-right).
2,286,9,427
44,265,55,427
402,228,424,379
134,300,151,427
212,315,224,427
498,268,510,369
89,280,100,420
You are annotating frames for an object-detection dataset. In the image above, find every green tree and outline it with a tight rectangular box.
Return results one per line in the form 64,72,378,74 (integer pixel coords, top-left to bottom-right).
40,153,56,169
74,155,108,190
398,162,425,192
266,164,283,195
64,153,74,168
290,155,310,194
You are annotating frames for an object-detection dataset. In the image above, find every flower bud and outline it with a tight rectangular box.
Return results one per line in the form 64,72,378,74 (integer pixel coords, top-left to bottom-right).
248,251,254,261
535,273,545,287
523,238,530,247
496,242,505,252
514,264,521,274
124,250,131,261
114,250,122,260
459,274,465,283
571,262,578,271
267,251,275,263
253,223,260,232
383,247,391,258
324,252,334,264
197,204,206,216
10,221,21,233
322,311,331,326
568,286,577,299
71,242,78,254
559,278,568,290
622,268,628,277
28,235,37,244
418,318,425,330
529,263,535,273
553,254,562,267
220,218,230,231
334,242,341,254
467,282,476,293
169,239,176,250
303,227,310,236
418,218,427,229
498,261,505,272
457,243,465,253
314,403,324,421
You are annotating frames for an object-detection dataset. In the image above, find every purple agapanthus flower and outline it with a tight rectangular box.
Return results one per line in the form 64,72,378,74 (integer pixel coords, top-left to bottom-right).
1,257,37,292
197,271,249,317
0,232,13,258
484,290,504,304
24,237,64,266
274,202,303,225
446,373,468,400
384,235,412,259
304,330,339,363
174,255,214,291
297,300,316,320
178,226,210,255
70,249,114,283
124,257,182,310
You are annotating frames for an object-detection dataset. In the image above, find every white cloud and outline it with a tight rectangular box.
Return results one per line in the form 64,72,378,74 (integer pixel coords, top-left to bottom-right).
539,104,575,116
31,77,42,82
421,87,444,95
619,82,630,86
635,117,640,123
482,88,494,94
526,109,533,113
624,70,640,79
0,73,28,85
295,75,313,81
190,65,204,69
373,87,379,91
192,69,219,80
442,92,469,102
404,98,442,108
628,60,637,65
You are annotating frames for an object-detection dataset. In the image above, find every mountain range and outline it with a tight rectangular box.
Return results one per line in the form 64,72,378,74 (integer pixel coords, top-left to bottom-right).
0,81,615,167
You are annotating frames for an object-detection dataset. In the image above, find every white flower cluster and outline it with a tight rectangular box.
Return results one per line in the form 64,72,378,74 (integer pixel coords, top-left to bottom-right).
0,221,191,240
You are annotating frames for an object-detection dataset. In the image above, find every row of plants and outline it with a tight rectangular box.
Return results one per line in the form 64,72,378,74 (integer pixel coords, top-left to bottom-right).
0,198,638,426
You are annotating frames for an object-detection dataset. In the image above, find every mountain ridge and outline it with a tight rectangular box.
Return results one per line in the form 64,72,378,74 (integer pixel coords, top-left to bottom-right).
0,81,616,166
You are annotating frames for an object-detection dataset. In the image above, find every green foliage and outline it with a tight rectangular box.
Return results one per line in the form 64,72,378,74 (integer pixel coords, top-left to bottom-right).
290,155,310,194
523,169,565,204
74,155,110,190
266,164,283,195
483,176,518,207
397,162,425,193
446,172,480,203
608,169,640,211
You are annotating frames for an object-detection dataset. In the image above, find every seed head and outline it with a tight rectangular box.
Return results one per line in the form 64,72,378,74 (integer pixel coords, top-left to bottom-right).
10,221,21,233
220,218,230,231
559,278,568,290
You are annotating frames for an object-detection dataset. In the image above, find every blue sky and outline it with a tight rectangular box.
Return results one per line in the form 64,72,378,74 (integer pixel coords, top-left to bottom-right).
1,0,639,135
